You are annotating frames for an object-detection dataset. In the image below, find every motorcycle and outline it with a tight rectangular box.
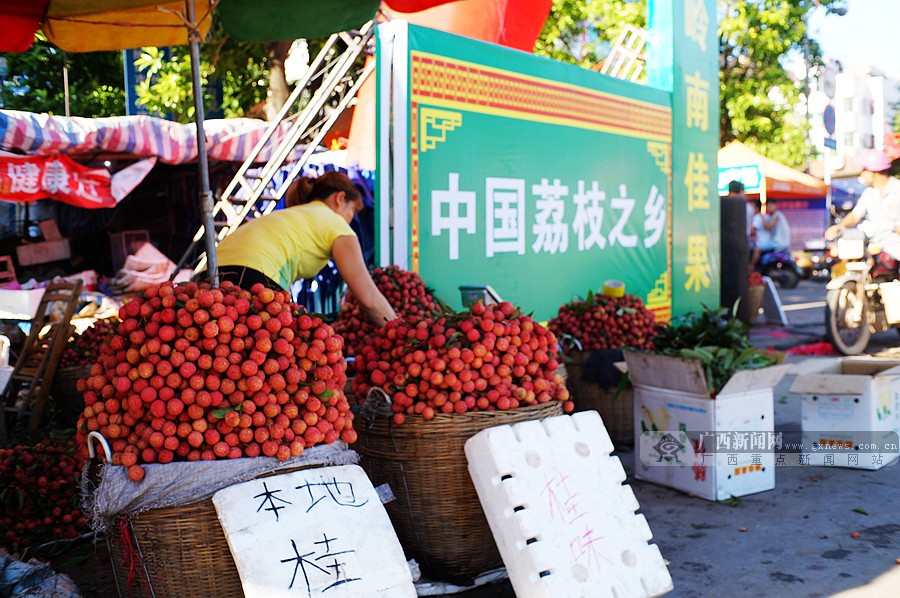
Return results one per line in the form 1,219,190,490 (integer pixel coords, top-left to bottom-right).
755,247,803,289
825,227,900,355
801,238,835,282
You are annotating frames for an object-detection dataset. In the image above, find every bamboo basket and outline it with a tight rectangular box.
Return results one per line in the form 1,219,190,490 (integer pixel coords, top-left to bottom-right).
107,498,240,598
565,350,634,448
100,461,319,598
354,400,564,585
746,284,765,325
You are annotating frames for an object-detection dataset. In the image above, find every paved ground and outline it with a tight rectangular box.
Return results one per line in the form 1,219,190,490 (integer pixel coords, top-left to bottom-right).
444,280,900,597
624,355,900,598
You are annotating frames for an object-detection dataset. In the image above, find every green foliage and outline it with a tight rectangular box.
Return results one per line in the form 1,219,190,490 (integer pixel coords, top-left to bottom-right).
718,0,846,167
134,22,269,123
534,0,647,69
891,99,900,133
0,33,124,117
651,306,750,353
649,306,777,395
536,0,848,169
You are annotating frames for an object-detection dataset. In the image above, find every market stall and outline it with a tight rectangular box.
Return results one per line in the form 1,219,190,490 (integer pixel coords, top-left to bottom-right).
0,2,737,596
718,140,828,249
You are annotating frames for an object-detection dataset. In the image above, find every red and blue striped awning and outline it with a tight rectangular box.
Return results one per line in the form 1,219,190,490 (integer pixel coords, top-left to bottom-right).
0,109,294,164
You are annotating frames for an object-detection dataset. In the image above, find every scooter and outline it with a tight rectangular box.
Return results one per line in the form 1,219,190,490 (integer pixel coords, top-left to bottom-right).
825,227,900,355
801,238,835,281
756,248,803,289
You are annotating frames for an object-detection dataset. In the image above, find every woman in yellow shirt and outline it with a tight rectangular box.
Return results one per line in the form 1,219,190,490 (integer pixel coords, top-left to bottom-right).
213,172,396,327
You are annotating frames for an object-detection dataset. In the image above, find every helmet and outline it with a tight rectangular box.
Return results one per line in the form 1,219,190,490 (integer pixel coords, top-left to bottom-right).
860,149,892,173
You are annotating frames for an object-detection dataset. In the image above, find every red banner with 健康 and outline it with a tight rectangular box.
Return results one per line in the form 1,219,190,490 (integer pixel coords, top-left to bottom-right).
0,154,116,209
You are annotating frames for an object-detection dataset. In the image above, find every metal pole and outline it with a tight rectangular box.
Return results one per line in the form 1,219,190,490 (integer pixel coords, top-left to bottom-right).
186,0,218,285
62,52,70,117
824,147,832,229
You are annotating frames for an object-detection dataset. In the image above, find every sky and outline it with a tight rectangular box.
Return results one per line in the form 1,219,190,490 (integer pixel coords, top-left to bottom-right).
807,0,900,77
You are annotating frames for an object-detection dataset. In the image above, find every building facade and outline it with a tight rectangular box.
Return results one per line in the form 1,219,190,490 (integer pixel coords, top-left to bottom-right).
808,60,900,174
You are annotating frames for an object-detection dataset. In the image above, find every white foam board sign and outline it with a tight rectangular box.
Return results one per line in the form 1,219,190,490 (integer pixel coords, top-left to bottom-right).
213,464,415,598
465,411,672,598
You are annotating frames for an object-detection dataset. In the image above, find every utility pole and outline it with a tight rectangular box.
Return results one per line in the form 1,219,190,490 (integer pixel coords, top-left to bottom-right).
805,2,847,229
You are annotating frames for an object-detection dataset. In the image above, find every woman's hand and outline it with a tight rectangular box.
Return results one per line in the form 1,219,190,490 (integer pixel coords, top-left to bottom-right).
331,236,397,327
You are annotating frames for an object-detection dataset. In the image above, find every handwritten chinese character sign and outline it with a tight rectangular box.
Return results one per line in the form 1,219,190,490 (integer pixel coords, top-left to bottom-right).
213,465,415,598
466,412,673,596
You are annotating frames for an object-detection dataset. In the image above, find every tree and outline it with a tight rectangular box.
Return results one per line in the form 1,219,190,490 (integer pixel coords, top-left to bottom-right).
0,34,124,117
718,0,846,168
134,21,272,123
534,0,646,68
891,99,900,133
536,0,847,169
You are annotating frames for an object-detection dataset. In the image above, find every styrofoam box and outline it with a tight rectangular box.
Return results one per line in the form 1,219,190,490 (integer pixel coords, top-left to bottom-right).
625,352,792,501
0,288,45,320
465,412,673,598
790,357,900,469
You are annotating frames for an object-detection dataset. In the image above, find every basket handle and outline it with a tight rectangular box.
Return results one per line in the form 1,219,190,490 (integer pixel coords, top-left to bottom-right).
559,333,583,354
366,386,392,405
87,431,111,461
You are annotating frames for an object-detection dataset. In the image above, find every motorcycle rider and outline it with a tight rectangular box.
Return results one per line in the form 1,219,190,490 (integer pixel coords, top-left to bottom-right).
825,149,900,261
749,198,791,271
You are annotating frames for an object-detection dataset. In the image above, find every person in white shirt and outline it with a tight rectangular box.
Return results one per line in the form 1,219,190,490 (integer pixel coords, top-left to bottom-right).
749,199,791,270
825,149,900,260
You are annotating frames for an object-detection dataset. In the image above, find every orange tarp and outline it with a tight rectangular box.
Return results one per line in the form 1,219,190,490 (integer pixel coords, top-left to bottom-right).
719,140,826,199
0,0,213,53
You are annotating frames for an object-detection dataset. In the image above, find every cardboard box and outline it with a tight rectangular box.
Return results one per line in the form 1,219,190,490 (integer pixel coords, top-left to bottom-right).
625,352,791,501
789,357,900,470
0,288,45,320
15,239,71,266
38,219,62,241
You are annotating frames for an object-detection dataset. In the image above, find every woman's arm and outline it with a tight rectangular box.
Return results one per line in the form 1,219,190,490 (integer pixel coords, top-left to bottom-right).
331,236,397,327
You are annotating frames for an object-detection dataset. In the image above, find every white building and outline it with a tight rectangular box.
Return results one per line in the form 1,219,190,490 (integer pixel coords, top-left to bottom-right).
808,60,900,174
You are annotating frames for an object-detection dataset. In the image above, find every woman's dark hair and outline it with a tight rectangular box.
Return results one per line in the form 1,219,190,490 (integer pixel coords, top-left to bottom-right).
285,171,362,208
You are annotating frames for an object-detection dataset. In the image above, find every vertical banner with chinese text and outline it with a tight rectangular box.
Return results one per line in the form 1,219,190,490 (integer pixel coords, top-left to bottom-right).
648,0,720,315
379,22,674,322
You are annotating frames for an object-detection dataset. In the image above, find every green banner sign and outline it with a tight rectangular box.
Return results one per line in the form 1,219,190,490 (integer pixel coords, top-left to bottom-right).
718,164,763,194
378,22,676,322
648,0,720,315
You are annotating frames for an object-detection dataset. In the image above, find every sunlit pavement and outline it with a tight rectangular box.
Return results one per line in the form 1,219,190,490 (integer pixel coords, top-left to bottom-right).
451,279,900,598
750,279,900,356
623,279,900,597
